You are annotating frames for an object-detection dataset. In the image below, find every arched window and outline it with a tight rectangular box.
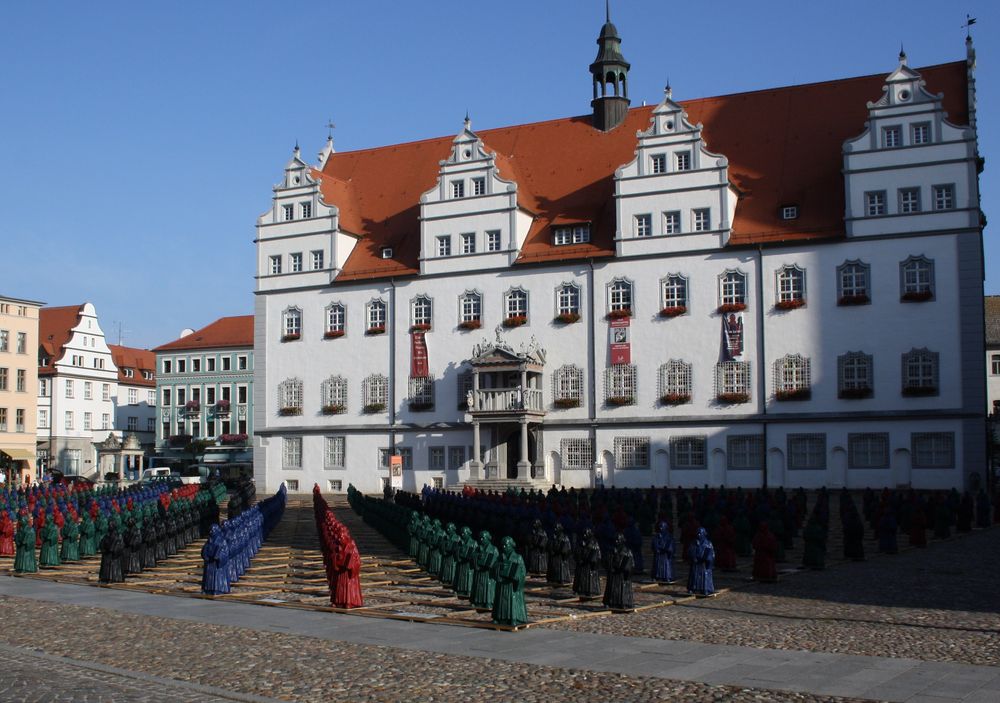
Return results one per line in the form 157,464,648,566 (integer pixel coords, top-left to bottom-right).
362,374,388,412
556,283,580,319
366,299,387,333
775,266,806,306
503,288,528,326
325,303,346,337
411,295,432,329
837,261,871,305
901,348,938,396
773,354,811,400
608,278,633,315
719,270,747,310
658,360,692,404
552,365,584,408
278,378,303,415
715,361,750,403
900,256,935,301
282,307,302,340
838,351,873,398
459,291,482,327
660,274,688,314
320,376,347,414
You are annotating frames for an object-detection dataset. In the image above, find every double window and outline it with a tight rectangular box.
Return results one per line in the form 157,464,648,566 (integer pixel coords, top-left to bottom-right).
283,437,302,469
325,436,346,469
553,225,590,245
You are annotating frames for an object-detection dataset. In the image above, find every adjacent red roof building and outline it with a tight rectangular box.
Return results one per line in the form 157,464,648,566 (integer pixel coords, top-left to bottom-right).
153,315,254,352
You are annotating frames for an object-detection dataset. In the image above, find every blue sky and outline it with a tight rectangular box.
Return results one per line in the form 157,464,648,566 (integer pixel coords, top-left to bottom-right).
1,0,995,348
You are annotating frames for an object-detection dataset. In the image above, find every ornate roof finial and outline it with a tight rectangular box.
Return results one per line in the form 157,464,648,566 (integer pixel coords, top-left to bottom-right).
464,111,471,130
963,14,977,39
294,140,300,155
899,44,907,65
606,0,611,23
665,78,672,99
325,118,336,140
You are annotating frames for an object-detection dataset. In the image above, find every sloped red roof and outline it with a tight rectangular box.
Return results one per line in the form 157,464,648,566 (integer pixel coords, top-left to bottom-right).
38,305,84,376
108,344,156,387
153,315,254,352
317,61,968,282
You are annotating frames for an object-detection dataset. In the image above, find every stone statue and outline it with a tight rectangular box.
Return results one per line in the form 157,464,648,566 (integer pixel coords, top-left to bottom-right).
466,390,475,411
98,525,125,583
201,525,230,595
13,515,37,573
651,520,675,583
572,528,602,597
440,523,459,586
751,522,778,582
454,526,477,596
0,512,15,556
59,516,80,562
603,533,635,610
332,534,364,609
125,518,143,574
686,527,715,596
38,516,61,567
546,523,572,584
78,513,96,557
526,519,548,575
407,513,420,558
491,536,528,626
427,519,444,576
470,530,498,610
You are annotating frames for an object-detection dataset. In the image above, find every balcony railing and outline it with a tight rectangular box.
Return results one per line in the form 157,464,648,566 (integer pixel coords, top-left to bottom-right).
472,388,544,413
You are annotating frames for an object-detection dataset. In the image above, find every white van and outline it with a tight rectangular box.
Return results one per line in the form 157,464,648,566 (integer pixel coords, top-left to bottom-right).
140,467,173,481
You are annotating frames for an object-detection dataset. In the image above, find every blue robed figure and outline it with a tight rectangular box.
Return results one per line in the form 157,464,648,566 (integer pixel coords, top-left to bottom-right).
201,525,231,595
686,527,715,595
651,521,675,583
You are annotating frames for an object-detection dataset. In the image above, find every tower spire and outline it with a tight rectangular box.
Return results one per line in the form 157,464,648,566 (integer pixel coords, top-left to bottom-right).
589,4,631,131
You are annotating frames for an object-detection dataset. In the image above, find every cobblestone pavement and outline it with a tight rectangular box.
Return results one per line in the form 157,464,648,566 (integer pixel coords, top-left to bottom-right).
0,594,868,703
547,525,1000,666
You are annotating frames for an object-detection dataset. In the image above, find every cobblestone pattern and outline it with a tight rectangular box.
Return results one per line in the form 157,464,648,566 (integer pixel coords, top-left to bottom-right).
547,527,1000,666
0,595,867,703
0,644,239,702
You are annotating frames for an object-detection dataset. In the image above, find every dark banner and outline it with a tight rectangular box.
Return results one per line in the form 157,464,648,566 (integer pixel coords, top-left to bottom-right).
411,331,429,377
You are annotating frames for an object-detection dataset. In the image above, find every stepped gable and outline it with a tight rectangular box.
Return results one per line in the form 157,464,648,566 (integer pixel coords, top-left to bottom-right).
153,315,254,352
38,304,84,375
314,61,967,283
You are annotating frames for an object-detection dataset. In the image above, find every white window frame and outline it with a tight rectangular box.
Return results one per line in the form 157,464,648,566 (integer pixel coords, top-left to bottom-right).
325,436,346,469
321,375,347,411
552,365,584,407
882,125,902,148
366,299,387,331
325,302,346,335
910,122,930,145
486,230,501,252
436,235,452,257
838,351,874,397
290,252,303,272
693,208,711,232
604,364,637,405
460,232,476,254
727,435,763,470
411,295,433,329
459,291,482,324
837,260,870,302
634,213,652,237
781,205,799,220
504,288,528,322
865,190,887,216
661,274,688,311
674,151,692,171
658,360,692,402
283,437,302,469
471,177,486,196
715,361,751,400
269,255,282,275
451,180,465,199
608,278,633,314
650,153,667,174
556,283,580,317
911,432,954,469
282,307,302,338
719,270,747,307
553,225,590,246
282,204,294,221
773,354,811,396
362,374,388,411
902,348,939,394
933,184,955,211
899,187,921,214
614,436,650,469
900,256,935,299
311,250,324,270
776,265,805,304
278,378,303,412
561,438,594,469
662,210,681,234
408,377,434,407
301,201,312,219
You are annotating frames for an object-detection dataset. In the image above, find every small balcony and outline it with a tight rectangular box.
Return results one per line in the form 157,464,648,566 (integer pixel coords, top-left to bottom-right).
471,387,544,415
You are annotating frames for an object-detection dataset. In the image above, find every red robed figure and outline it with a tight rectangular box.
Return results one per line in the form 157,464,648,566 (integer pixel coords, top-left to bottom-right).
751,522,778,582
331,536,363,609
0,512,14,556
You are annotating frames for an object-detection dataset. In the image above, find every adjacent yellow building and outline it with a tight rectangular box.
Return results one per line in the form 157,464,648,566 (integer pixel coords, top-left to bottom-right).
0,295,43,485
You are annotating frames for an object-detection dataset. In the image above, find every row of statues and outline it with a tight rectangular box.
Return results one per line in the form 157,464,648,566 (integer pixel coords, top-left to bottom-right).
202,484,286,594
313,486,363,609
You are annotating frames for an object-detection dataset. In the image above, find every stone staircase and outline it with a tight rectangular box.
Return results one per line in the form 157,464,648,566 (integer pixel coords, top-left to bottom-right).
459,476,554,492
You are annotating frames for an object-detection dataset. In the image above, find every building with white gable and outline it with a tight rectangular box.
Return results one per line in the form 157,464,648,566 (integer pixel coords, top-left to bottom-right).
253,14,985,495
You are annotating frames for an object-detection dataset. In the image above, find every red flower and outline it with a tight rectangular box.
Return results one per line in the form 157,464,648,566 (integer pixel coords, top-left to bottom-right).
716,392,750,404
659,306,687,318
717,303,747,314
458,320,482,330
324,330,345,339
502,316,527,328
838,294,870,306
774,388,811,401
775,299,806,311
606,308,632,320
901,290,933,303
366,326,386,335
281,332,301,342
554,312,581,324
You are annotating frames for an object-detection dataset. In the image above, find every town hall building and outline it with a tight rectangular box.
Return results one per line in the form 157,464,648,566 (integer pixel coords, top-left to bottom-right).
253,16,985,494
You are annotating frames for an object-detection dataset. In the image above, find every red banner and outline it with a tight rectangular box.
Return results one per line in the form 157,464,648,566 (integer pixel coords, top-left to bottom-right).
610,317,631,365
411,331,428,377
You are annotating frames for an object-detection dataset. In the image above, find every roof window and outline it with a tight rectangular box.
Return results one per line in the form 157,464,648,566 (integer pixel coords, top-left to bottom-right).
380,247,393,259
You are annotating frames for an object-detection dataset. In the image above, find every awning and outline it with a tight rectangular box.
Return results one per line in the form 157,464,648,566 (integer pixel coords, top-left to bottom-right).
1,448,34,461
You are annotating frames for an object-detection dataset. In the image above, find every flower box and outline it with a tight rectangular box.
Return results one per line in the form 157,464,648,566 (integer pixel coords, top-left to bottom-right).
838,294,870,306
323,330,345,339
774,388,811,401
554,312,581,324
605,396,635,407
281,333,301,342
214,399,231,411
606,308,632,320
321,404,345,415
901,290,933,303
716,392,750,404
278,407,302,416
184,401,201,412
659,306,687,318
219,433,248,446
902,386,937,397
775,299,806,311
838,387,873,399
458,319,482,330
502,315,527,328
718,303,747,314
553,398,581,409
410,323,431,332
363,402,386,413
660,393,691,405
167,434,192,448
408,401,434,411
366,326,386,335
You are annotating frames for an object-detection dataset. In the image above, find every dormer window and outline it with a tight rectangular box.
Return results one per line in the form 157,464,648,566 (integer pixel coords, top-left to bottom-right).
650,154,667,174
451,180,465,199
380,247,393,259
882,126,901,148
675,151,692,171
553,225,590,245
780,205,799,220
472,177,486,196
301,202,312,218
911,123,930,145
282,204,294,221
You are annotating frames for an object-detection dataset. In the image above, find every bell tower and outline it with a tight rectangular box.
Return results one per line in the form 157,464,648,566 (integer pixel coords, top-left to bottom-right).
590,1,631,132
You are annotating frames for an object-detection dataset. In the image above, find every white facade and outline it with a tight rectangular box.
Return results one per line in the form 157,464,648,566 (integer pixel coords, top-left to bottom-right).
253,50,985,495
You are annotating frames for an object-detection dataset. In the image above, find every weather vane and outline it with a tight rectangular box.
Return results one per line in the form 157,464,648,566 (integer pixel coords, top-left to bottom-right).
962,14,977,39
325,119,336,140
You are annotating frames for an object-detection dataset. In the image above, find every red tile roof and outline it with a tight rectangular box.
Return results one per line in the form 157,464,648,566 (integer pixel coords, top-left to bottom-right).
38,305,84,376
108,345,156,387
152,315,254,352
317,61,968,281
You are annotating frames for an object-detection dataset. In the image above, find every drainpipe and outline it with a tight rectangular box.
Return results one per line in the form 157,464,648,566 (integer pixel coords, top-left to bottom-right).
756,246,768,489
389,280,397,454
587,260,598,486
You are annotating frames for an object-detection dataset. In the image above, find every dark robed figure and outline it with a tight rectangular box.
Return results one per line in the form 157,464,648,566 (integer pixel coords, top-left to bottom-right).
470,530,498,610
526,520,548,575
79,513,97,557
572,529,602,597
13,515,37,573
38,517,61,567
201,526,230,595
546,523,572,585
651,521,675,582
751,522,778,582
491,536,528,626
603,533,635,610
686,527,715,596
454,527,477,597
99,526,125,583
60,516,80,562
440,523,459,586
